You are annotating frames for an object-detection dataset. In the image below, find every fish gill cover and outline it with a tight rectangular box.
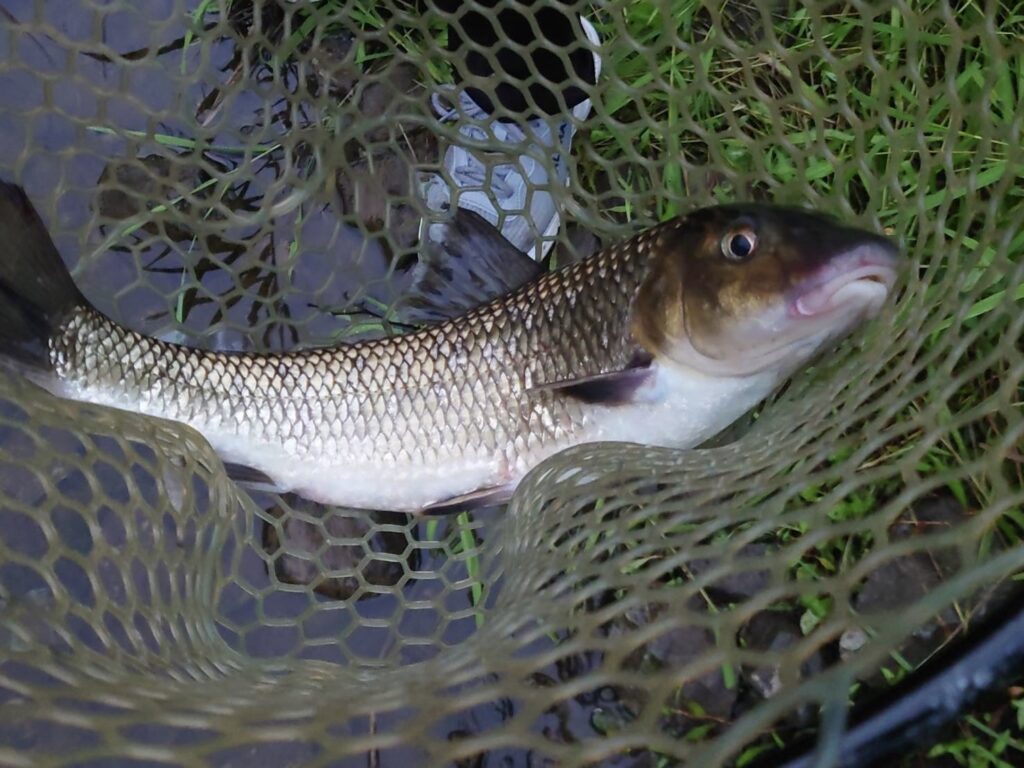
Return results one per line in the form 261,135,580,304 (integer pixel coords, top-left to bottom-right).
0,1,1022,766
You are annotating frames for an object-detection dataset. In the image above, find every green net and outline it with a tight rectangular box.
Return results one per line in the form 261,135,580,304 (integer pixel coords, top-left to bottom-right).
1,0,1022,764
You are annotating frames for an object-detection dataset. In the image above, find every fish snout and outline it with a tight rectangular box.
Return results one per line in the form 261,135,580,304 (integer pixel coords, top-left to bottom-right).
789,239,903,321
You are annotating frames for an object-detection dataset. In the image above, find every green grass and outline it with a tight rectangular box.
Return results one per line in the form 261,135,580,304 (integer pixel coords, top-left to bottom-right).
920,702,1024,768
583,1,1024,226
423,511,487,628
573,1,1024,764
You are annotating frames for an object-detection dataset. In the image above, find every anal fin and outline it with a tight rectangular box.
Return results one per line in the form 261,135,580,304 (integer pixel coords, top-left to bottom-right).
419,484,514,516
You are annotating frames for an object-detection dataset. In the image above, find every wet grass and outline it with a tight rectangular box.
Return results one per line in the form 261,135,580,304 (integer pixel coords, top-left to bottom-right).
182,0,449,76
581,1,1024,764
928,705,1024,768
424,512,486,627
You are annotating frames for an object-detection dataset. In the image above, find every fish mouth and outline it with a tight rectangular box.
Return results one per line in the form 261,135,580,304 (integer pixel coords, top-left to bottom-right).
789,243,902,321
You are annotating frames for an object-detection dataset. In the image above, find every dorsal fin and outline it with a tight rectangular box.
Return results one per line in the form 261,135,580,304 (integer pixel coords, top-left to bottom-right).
395,208,543,324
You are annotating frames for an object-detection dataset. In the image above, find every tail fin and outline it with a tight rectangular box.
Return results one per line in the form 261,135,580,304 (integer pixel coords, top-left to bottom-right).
0,180,85,370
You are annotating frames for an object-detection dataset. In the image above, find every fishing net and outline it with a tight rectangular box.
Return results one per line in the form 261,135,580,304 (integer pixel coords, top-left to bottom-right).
0,0,1022,764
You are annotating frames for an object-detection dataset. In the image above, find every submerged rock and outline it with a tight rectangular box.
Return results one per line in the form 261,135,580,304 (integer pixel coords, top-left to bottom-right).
841,494,1014,683
616,602,738,725
685,542,775,604
737,608,829,727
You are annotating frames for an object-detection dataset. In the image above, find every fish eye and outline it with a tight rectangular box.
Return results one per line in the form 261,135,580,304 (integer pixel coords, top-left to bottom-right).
721,227,758,262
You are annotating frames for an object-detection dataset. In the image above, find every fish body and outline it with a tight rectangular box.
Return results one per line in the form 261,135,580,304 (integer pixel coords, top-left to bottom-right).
0,181,901,513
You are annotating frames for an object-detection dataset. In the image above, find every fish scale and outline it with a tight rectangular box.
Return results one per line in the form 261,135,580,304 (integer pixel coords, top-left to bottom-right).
0,180,900,513
46,231,650,510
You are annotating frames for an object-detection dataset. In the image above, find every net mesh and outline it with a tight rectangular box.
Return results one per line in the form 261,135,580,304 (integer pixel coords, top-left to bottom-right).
1,0,1023,764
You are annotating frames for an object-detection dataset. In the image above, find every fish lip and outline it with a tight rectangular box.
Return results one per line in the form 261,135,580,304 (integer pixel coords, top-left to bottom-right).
789,242,902,319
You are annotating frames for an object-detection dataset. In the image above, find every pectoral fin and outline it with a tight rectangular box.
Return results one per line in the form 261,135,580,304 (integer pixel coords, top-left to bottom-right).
529,352,655,405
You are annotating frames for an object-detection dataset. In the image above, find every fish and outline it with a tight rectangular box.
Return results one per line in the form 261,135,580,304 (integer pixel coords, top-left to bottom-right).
0,180,902,514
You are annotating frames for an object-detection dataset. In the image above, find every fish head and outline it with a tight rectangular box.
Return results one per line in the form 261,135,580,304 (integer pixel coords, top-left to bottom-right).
633,203,903,377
